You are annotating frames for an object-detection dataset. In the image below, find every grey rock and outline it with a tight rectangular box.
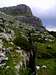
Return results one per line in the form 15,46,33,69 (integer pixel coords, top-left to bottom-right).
0,4,32,16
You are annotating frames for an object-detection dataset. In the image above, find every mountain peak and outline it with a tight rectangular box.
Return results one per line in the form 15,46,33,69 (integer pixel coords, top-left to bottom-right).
0,4,32,16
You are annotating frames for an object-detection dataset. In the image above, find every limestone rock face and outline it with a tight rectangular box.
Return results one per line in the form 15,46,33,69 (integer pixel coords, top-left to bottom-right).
0,4,32,16
15,16,42,26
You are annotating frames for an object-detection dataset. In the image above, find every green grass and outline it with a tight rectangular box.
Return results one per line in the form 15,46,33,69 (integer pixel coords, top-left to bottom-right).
36,59,56,75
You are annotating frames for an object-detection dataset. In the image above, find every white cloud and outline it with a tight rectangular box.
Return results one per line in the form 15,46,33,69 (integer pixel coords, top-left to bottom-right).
46,27,56,31
0,0,18,7
0,0,55,8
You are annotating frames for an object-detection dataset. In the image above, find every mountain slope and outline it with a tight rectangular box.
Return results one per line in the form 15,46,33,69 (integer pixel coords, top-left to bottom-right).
0,4,55,75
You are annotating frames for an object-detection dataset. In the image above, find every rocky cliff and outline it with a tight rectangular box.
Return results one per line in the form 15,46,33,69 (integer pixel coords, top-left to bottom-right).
0,4,32,16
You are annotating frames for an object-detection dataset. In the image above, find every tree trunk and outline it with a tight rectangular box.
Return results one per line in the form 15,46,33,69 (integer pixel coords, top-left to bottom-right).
27,32,36,75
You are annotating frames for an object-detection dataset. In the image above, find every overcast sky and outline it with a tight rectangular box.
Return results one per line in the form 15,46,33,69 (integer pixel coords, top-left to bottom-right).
0,0,56,31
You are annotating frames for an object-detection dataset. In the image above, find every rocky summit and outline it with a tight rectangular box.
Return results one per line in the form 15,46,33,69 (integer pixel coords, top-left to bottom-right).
0,4,32,16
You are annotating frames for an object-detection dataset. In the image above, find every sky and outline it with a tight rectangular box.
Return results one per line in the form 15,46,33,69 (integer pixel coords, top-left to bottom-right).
0,0,56,31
